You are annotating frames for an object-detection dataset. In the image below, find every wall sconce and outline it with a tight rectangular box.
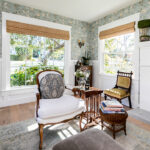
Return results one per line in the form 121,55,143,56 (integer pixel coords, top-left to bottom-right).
78,40,85,48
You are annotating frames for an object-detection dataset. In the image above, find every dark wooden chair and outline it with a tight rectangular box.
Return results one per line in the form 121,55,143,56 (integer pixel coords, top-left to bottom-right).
36,70,85,149
104,71,133,108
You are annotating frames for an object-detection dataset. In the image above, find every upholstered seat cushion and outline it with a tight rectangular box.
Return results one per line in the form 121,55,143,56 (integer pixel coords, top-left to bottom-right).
36,108,84,124
104,88,129,99
38,95,85,119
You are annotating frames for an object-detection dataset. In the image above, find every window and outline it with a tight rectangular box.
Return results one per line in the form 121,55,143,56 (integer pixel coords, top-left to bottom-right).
102,32,135,75
10,33,65,87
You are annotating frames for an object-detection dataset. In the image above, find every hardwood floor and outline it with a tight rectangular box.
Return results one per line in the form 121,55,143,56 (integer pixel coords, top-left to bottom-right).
0,102,35,126
0,100,131,126
0,101,149,133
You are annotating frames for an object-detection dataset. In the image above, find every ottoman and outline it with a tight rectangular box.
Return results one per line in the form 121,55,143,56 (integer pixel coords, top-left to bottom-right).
100,109,128,139
52,128,124,150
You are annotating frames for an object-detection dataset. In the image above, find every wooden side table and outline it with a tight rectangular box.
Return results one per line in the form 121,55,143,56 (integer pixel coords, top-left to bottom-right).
72,87,103,131
100,109,128,139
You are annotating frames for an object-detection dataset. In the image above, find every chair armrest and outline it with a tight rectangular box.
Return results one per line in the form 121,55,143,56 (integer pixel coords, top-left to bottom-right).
65,86,73,91
72,88,81,97
36,93,40,117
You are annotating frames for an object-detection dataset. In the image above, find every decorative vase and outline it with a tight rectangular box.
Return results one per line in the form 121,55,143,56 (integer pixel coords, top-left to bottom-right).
78,77,86,89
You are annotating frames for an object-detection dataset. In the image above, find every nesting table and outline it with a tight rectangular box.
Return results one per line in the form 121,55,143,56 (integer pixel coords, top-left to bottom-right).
72,87,103,131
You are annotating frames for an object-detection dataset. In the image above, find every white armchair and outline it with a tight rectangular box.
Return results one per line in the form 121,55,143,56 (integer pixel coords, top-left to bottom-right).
36,70,85,149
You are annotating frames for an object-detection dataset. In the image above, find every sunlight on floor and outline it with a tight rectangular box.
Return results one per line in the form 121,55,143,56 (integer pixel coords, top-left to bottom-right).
62,129,72,137
68,126,78,135
57,131,66,140
27,123,38,131
57,126,78,140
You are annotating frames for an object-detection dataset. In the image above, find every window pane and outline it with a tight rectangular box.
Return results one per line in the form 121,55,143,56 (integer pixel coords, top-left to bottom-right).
10,66,26,87
103,32,135,75
10,33,65,87
104,38,118,53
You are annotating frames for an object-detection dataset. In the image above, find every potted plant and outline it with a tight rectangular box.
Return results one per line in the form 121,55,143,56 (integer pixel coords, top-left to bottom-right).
138,19,150,42
74,70,90,88
81,50,90,65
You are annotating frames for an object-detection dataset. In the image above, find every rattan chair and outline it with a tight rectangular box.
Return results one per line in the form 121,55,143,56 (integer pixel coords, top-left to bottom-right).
36,70,85,149
104,71,133,108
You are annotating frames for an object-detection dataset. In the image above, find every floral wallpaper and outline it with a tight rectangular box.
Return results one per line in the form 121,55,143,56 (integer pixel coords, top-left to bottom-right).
89,0,150,60
0,0,90,59
0,0,150,60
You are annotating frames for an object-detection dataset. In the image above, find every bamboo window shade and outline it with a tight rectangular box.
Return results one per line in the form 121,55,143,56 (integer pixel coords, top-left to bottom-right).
6,20,70,40
99,22,135,40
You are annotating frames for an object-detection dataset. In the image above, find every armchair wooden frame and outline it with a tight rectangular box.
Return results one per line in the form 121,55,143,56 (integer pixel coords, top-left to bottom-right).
36,70,83,149
104,71,133,108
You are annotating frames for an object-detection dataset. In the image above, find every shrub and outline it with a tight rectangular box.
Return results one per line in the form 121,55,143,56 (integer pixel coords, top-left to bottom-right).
10,65,64,87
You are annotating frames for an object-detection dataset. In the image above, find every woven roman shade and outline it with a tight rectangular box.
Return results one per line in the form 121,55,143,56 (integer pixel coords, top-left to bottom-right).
99,22,135,40
6,20,70,40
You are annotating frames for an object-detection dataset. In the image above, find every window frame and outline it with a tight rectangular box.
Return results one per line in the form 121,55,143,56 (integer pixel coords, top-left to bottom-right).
10,35,65,87
2,12,72,91
102,33,135,75
98,13,140,79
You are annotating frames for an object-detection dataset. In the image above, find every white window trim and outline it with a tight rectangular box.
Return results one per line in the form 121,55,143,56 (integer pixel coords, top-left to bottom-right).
98,13,140,80
2,12,72,91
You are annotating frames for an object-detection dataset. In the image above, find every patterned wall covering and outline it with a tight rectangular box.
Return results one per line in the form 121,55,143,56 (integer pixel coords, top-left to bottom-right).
0,1,90,59
0,0,150,60
89,0,150,60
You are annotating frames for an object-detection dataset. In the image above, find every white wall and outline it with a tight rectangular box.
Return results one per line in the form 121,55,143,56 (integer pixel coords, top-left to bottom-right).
139,42,150,112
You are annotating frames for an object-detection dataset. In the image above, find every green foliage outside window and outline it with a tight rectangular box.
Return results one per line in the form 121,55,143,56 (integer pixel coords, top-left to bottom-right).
103,33,134,75
10,65,63,86
10,33,64,87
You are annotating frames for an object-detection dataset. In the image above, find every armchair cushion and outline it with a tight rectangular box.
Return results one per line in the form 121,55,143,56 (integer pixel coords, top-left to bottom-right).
38,95,85,119
36,107,84,124
39,73,64,99
117,76,130,89
104,88,129,99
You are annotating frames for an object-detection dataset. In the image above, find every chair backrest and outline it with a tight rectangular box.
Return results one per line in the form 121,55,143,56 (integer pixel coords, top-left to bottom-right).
36,70,65,99
115,71,133,91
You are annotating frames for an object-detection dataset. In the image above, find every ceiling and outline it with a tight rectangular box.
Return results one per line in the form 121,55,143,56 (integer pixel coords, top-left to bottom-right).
5,0,141,23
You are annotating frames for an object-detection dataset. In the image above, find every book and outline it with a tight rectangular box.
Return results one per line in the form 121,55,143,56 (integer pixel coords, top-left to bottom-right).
102,100,123,108
100,106,125,114
101,103,125,112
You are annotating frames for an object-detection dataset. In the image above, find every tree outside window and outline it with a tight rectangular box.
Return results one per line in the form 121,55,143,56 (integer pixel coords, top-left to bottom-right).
10,33,65,87
103,33,135,75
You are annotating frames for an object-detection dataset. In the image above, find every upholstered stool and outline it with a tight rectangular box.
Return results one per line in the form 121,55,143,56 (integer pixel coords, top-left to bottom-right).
52,128,124,150
100,109,128,139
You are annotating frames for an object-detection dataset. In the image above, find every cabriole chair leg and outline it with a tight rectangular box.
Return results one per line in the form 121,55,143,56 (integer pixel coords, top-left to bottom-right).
79,113,84,132
39,124,44,150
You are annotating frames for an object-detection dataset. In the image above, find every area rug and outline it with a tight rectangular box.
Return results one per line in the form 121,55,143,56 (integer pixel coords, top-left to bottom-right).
0,114,150,150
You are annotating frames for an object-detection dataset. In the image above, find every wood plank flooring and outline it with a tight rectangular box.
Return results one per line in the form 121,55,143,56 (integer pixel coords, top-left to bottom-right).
0,101,150,133
0,102,35,125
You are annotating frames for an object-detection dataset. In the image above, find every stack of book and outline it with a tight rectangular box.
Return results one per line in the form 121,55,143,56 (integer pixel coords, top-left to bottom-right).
100,100,125,114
